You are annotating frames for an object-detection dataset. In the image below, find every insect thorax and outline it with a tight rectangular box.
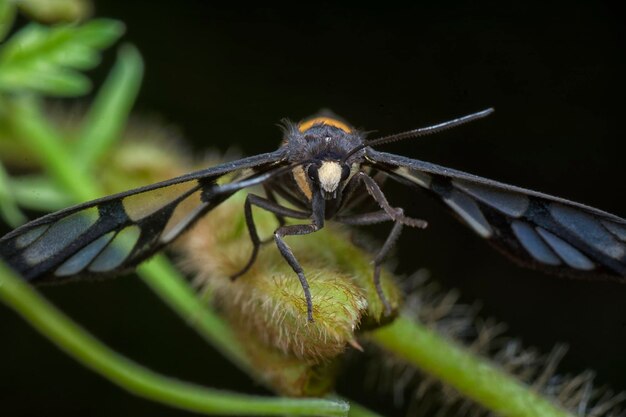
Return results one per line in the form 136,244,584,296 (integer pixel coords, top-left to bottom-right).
281,118,364,201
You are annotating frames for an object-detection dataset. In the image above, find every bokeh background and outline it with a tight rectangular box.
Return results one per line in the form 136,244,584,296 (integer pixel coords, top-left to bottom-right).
1,1,625,416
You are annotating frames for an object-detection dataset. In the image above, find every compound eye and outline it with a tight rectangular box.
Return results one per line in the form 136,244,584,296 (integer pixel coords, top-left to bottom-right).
307,165,318,181
340,165,350,181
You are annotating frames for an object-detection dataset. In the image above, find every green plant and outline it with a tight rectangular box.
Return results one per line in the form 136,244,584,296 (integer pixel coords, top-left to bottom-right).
0,7,349,416
0,4,621,417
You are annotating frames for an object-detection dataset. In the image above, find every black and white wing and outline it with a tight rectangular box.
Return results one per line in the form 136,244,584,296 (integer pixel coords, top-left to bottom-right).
0,150,287,283
366,150,626,280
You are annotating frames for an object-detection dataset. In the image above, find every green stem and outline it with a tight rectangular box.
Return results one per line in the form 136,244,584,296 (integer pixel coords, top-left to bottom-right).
10,96,96,201
346,400,386,417
0,262,349,417
75,44,144,167
370,316,573,417
0,160,27,226
138,256,252,372
6,81,255,388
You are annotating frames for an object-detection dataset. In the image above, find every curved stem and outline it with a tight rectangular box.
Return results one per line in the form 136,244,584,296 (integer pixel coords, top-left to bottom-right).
0,262,349,417
370,315,573,417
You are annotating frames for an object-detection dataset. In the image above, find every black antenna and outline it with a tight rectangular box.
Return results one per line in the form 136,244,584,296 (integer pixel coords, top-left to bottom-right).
342,108,494,162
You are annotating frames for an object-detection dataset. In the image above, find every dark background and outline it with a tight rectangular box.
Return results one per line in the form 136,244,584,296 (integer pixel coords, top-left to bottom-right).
1,1,625,416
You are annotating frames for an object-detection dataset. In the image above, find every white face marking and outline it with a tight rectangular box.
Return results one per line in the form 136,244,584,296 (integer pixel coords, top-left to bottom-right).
318,161,343,193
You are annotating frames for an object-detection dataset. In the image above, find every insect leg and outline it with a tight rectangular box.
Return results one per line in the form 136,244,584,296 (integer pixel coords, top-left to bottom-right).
373,221,403,315
336,210,391,225
342,172,428,315
231,194,309,280
337,209,403,314
358,172,427,228
340,171,388,212
273,192,325,322
260,184,285,244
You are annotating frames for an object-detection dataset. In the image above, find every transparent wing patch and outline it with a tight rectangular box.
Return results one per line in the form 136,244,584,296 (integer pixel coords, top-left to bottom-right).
368,150,626,279
0,150,287,282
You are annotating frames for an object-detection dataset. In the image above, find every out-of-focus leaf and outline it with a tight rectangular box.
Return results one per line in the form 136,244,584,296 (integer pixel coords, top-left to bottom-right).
9,174,73,211
0,19,124,96
0,161,27,227
16,0,92,23
9,96,94,200
0,0,16,42
76,44,143,166
0,67,91,95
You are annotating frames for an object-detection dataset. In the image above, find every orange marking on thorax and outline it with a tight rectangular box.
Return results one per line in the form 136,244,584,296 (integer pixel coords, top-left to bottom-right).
292,165,312,201
298,117,352,134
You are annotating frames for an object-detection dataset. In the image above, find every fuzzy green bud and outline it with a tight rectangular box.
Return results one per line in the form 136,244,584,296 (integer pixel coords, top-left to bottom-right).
176,190,402,395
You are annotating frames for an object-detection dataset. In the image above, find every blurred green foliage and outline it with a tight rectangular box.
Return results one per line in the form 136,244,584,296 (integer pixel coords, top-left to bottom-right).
0,12,127,226
0,19,123,96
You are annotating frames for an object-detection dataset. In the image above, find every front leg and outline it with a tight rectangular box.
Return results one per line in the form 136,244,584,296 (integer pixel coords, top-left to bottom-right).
337,210,404,315
358,172,427,228
273,192,325,322
231,193,309,280
339,172,428,315
338,170,388,213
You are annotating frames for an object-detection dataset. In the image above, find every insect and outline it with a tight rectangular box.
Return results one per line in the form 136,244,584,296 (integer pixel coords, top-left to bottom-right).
1,109,625,322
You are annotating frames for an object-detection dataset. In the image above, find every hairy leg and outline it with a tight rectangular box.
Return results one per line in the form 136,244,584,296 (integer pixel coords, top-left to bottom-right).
273,191,325,322
230,193,309,280
338,172,428,314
